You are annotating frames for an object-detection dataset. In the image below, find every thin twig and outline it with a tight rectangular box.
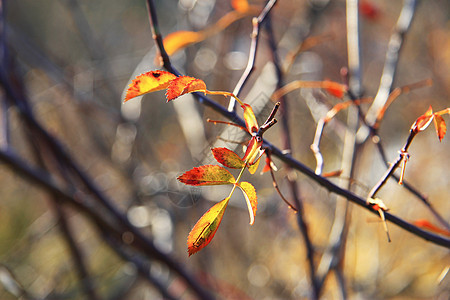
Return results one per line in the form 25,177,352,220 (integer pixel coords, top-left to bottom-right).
61,0,120,102
0,67,215,300
368,129,416,199
228,0,277,112
145,0,450,250
373,139,450,230
0,0,10,150
101,232,178,300
265,14,320,299
316,1,362,294
53,203,100,300
358,0,417,142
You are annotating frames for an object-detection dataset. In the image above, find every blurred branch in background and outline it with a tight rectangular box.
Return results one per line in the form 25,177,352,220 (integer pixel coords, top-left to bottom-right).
0,0,449,299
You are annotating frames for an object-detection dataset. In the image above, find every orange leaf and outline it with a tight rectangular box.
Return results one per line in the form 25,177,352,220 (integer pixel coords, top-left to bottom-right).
124,70,177,102
412,106,434,133
322,80,347,98
178,165,235,186
166,76,207,101
163,31,203,56
242,104,259,133
211,147,245,169
237,182,257,225
433,114,446,142
187,197,230,256
231,0,249,12
413,219,450,237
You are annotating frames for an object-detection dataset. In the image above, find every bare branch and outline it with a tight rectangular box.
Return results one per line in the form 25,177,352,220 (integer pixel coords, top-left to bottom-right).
228,0,277,112
358,0,418,142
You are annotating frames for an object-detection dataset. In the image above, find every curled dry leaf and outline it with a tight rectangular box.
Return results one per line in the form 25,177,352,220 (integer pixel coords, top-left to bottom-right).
124,70,177,102
177,165,235,186
166,76,207,101
187,197,230,256
237,181,257,225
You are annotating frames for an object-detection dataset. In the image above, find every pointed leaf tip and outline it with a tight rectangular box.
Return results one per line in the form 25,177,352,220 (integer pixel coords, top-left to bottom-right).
187,197,230,256
124,70,177,102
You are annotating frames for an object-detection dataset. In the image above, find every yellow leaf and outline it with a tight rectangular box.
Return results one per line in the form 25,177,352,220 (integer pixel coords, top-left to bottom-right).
187,197,230,256
125,70,177,102
247,155,260,174
242,103,259,134
163,31,203,57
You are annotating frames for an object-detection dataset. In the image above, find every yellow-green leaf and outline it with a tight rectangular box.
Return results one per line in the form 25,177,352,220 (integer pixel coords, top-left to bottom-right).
187,197,230,256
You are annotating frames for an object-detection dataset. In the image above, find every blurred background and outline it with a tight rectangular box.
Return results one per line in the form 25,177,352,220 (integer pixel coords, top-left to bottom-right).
1,0,449,299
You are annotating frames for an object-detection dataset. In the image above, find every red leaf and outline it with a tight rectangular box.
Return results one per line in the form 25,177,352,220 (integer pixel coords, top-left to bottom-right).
211,147,245,169
125,70,177,102
237,182,257,225
178,165,235,186
413,219,450,237
187,197,230,256
166,76,207,101
433,114,446,142
412,106,434,133
241,104,259,134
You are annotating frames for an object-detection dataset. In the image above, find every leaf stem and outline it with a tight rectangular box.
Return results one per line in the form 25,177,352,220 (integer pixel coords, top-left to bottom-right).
203,90,244,106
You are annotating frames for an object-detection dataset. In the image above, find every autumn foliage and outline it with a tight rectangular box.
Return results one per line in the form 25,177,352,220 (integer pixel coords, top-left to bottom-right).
125,68,450,256
125,70,279,255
